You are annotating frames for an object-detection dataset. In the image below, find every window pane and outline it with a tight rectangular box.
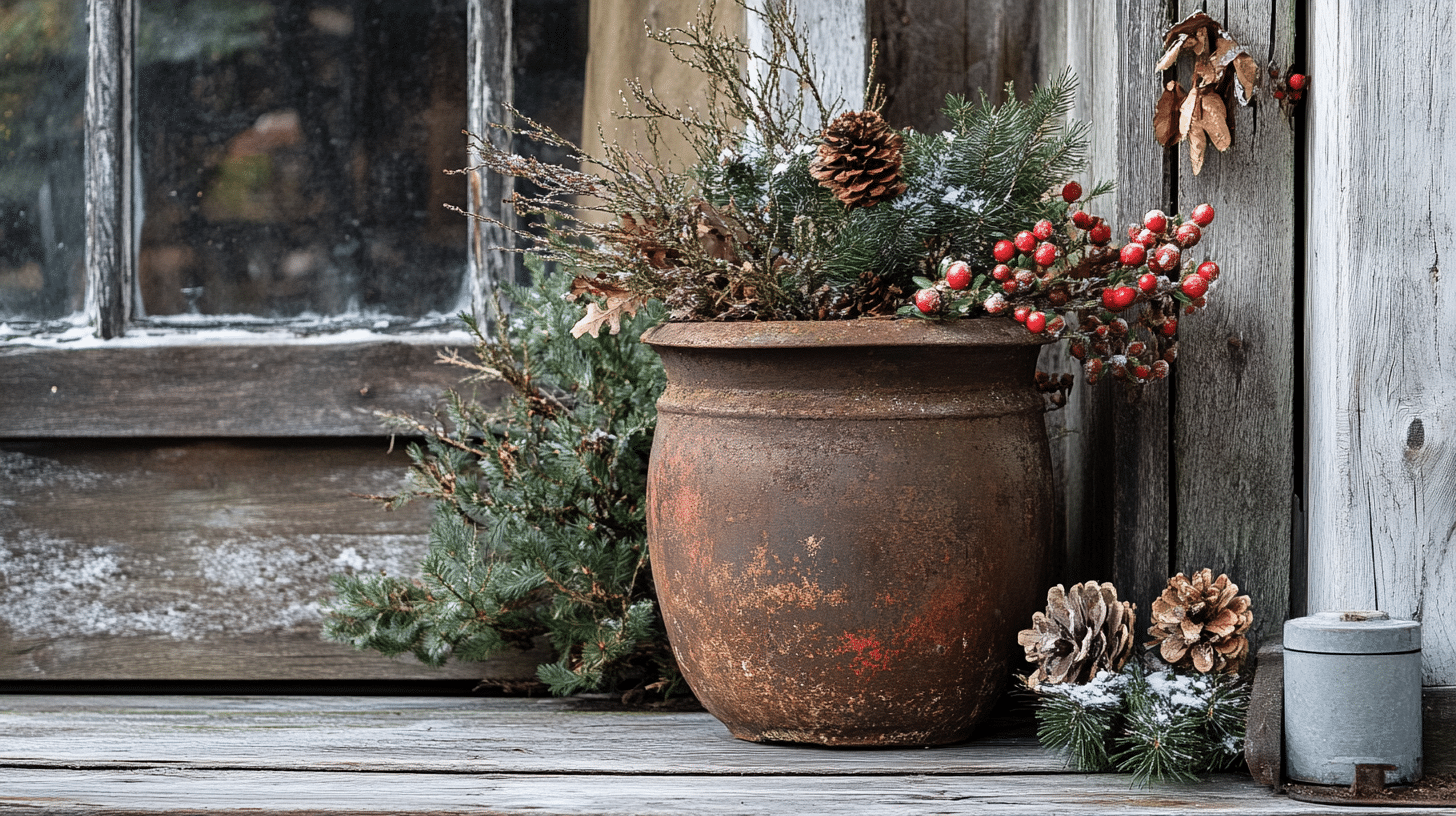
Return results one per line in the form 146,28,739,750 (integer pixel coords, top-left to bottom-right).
0,0,86,322
136,0,468,319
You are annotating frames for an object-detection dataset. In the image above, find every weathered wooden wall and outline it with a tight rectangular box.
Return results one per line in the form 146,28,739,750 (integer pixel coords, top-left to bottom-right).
1046,0,1296,652
1305,0,1456,687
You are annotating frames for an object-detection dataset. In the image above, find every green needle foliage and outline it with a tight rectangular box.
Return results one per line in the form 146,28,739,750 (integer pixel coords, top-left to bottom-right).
322,259,678,698
1032,660,1250,786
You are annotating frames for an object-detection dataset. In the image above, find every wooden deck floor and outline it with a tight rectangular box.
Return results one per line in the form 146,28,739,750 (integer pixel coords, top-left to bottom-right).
0,695,1440,815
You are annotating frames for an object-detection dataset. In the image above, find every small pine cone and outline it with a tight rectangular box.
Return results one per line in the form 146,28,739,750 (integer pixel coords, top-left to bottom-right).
1146,568,1253,674
809,110,907,208
1017,581,1137,689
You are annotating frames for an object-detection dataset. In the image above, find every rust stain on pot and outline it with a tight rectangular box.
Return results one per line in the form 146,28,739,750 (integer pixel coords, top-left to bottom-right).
644,320,1052,747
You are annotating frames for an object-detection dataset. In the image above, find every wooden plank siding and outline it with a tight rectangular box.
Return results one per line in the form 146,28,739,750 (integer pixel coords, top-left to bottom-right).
1304,0,1456,687
0,695,1431,815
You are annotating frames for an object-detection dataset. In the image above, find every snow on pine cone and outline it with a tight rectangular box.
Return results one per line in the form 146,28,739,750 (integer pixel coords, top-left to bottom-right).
809,110,907,208
1146,568,1253,674
1017,581,1137,689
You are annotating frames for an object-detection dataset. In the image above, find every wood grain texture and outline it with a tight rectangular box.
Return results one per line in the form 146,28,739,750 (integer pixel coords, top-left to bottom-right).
1245,639,1283,789
870,0,1042,131
2,768,1406,816
0,441,539,681
84,0,132,339
1305,0,1456,686
1427,686,1456,775
745,0,865,132
1174,0,1296,653
467,0,515,316
0,340,499,437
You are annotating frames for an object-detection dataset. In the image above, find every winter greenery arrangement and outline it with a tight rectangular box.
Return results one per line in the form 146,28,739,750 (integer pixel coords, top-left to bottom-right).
466,0,1227,396
323,261,679,698
1017,571,1254,785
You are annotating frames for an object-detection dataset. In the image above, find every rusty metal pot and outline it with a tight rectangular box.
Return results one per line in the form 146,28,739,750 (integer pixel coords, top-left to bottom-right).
642,318,1052,747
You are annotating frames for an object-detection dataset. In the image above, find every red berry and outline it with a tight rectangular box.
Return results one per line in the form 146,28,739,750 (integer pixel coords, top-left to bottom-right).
1152,360,1170,379
1175,223,1202,248
1070,342,1086,360
1138,272,1159,292
991,263,1013,281
1062,181,1083,202
983,292,1009,314
1088,222,1112,245
1134,364,1152,380
1155,243,1182,270
1127,224,1142,241
1127,341,1147,356
1137,228,1158,247
1084,358,1104,380
993,240,1016,262
1033,219,1056,240
1014,231,1037,253
1033,242,1059,267
1119,243,1147,266
1288,73,1307,91
1025,311,1047,333
1109,318,1129,335
1012,305,1032,323
1072,210,1095,229
1190,203,1215,227
1014,269,1036,290
1197,260,1220,281
914,288,941,314
1180,274,1209,298
1161,318,1178,336
1046,315,1065,333
945,261,971,290
1002,279,1019,294
1144,209,1169,234
1101,285,1137,311
1272,89,1286,100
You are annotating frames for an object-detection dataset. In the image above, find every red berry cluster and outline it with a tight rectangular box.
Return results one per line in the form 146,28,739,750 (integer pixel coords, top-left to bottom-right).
1270,68,1308,115
911,181,1223,390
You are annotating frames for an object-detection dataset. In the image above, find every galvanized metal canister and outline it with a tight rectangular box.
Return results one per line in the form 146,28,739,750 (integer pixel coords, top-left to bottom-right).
1284,611,1422,786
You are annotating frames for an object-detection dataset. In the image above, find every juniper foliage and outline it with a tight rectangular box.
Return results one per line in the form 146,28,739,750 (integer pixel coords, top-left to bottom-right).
1033,660,1250,786
322,261,676,697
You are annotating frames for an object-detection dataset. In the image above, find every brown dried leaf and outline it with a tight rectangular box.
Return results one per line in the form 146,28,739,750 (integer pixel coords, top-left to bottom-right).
1178,84,1201,142
1232,52,1261,105
1201,91,1232,151
1193,53,1222,89
1188,99,1209,175
1163,11,1217,49
566,275,650,338
1153,80,1186,146
1211,32,1242,68
1156,34,1188,71
1193,25,1210,56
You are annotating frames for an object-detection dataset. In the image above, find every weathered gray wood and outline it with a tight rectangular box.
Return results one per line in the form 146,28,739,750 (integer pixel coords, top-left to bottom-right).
746,0,866,130
467,0,516,317
0,768,1422,815
1174,0,1296,652
0,340,500,437
870,1,1043,131
1305,0,1456,687
0,441,538,681
84,0,133,339
1427,686,1456,775
0,695,1052,775
1245,638,1283,788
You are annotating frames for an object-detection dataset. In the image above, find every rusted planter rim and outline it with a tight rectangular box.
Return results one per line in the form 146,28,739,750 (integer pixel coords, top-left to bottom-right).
641,317,1055,350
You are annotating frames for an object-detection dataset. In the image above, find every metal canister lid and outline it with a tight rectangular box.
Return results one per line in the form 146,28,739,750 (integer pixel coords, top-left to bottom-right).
1284,611,1421,654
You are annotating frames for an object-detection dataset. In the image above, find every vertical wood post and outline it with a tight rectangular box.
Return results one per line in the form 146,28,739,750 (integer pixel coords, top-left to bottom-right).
85,0,134,338
1173,0,1296,649
467,0,514,323
747,0,867,132
1306,0,1456,687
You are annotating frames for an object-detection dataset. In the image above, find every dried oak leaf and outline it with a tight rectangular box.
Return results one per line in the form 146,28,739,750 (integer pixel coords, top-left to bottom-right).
565,275,650,338
1153,80,1186,146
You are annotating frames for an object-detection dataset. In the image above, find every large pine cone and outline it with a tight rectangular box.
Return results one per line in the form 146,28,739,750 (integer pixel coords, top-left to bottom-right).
1146,569,1253,673
1017,581,1137,689
809,110,907,208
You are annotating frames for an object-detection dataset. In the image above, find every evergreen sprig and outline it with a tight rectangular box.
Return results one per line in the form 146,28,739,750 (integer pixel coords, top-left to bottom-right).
323,258,677,698
1031,660,1251,787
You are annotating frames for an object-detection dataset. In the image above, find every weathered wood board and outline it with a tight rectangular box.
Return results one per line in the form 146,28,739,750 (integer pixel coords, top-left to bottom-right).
0,441,541,681
0,695,1431,816
0,340,493,437
1304,0,1456,687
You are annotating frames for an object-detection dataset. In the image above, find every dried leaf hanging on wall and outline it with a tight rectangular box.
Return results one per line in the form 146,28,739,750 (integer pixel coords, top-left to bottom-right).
1153,11,1261,174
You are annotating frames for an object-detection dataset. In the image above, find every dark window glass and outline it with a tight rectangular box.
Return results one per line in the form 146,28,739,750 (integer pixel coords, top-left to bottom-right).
0,0,87,322
136,0,469,319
